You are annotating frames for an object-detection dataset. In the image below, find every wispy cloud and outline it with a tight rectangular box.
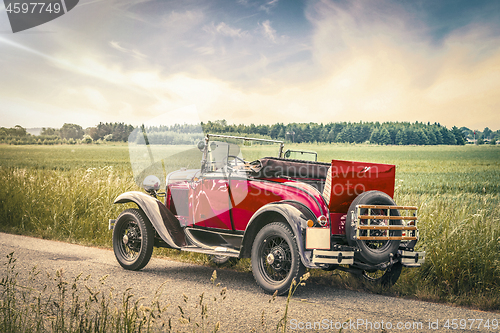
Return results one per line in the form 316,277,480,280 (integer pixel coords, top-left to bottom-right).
109,41,147,60
259,0,279,14
203,22,245,38
260,20,277,43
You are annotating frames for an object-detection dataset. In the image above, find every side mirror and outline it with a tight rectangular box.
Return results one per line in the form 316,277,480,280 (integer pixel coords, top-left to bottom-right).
142,175,161,193
197,140,206,151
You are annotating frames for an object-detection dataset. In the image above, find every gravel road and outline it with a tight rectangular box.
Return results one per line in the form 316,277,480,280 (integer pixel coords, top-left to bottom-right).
0,232,498,332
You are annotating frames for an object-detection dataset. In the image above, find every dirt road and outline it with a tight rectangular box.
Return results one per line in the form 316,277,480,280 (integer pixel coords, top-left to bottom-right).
0,232,497,332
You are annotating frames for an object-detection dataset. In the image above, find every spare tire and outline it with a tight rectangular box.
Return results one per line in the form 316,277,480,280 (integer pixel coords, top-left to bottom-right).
345,191,401,265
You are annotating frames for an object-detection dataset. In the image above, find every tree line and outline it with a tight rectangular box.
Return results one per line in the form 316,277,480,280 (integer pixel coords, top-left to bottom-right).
201,120,499,145
1,121,499,145
0,122,135,145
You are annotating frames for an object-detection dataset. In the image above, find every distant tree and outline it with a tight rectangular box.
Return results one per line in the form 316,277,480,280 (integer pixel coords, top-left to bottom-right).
403,128,413,144
451,126,465,145
327,128,336,143
87,127,100,141
0,125,27,137
337,125,355,143
440,127,456,145
319,126,329,143
41,127,59,136
415,129,429,145
310,123,322,142
433,127,443,144
278,128,285,139
269,124,281,139
60,123,84,140
370,128,380,144
395,130,407,145
379,128,391,145
82,134,93,144
483,127,492,140
301,124,313,143
426,129,437,145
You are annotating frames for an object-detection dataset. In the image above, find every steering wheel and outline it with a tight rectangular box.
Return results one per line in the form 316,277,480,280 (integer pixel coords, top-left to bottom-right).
223,155,246,169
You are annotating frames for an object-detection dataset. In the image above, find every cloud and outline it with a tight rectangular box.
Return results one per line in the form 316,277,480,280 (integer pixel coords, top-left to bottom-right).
259,0,279,14
195,46,216,55
260,20,277,43
109,41,147,59
163,10,205,32
203,22,245,38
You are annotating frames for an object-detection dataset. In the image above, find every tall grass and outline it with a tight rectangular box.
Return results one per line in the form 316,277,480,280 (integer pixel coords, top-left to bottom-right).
0,166,136,246
395,193,500,308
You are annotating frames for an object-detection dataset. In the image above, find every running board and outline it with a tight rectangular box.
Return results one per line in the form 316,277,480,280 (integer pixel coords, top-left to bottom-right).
180,246,240,258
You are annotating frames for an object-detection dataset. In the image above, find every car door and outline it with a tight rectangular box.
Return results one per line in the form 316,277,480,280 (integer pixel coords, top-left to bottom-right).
192,171,232,230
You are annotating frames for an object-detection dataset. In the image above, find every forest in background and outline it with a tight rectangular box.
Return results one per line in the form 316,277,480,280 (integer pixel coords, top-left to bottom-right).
1,120,499,145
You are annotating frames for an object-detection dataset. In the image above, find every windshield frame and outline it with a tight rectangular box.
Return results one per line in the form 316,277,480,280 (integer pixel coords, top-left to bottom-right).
200,134,285,173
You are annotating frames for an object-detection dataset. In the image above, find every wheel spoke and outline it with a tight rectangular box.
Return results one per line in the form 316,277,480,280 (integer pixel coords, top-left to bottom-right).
259,235,293,283
118,220,143,261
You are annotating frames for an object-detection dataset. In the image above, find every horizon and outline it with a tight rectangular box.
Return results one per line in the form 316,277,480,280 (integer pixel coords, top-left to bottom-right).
12,120,498,134
1,0,500,130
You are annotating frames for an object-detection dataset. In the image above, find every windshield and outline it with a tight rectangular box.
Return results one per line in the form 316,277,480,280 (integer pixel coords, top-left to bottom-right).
205,134,284,164
127,107,286,190
127,105,205,188
206,141,243,172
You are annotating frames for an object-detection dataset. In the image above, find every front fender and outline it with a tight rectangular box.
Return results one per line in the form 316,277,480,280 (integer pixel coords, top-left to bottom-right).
114,191,186,249
240,201,317,268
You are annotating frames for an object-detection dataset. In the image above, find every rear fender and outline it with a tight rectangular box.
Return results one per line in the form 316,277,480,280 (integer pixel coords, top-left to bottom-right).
240,201,318,268
114,191,186,249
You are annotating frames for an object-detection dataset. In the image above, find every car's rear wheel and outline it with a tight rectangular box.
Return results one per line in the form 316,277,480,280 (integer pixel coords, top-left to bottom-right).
251,222,305,295
113,208,154,271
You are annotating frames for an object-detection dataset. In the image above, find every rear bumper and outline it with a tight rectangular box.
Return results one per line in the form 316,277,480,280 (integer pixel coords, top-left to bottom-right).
400,250,426,267
311,249,354,265
311,249,425,268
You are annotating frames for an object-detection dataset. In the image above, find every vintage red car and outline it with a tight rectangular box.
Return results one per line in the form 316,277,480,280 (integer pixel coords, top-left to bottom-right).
110,133,425,295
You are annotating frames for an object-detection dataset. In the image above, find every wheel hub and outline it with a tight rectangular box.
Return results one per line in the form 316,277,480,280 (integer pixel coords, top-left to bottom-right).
267,246,286,271
122,234,129,245
266,253,275,264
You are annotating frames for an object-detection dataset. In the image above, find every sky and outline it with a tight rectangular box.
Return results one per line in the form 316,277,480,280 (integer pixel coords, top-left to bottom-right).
0,0,499,130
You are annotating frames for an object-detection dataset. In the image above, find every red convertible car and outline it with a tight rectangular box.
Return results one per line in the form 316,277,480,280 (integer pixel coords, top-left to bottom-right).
109,134,425,295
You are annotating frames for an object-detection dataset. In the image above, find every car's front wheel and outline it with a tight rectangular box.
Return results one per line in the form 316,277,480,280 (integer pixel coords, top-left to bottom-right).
251,222,305,295
113,208,154,271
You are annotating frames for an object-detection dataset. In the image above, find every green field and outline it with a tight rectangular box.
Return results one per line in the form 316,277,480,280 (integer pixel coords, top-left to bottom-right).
0,143,499,310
